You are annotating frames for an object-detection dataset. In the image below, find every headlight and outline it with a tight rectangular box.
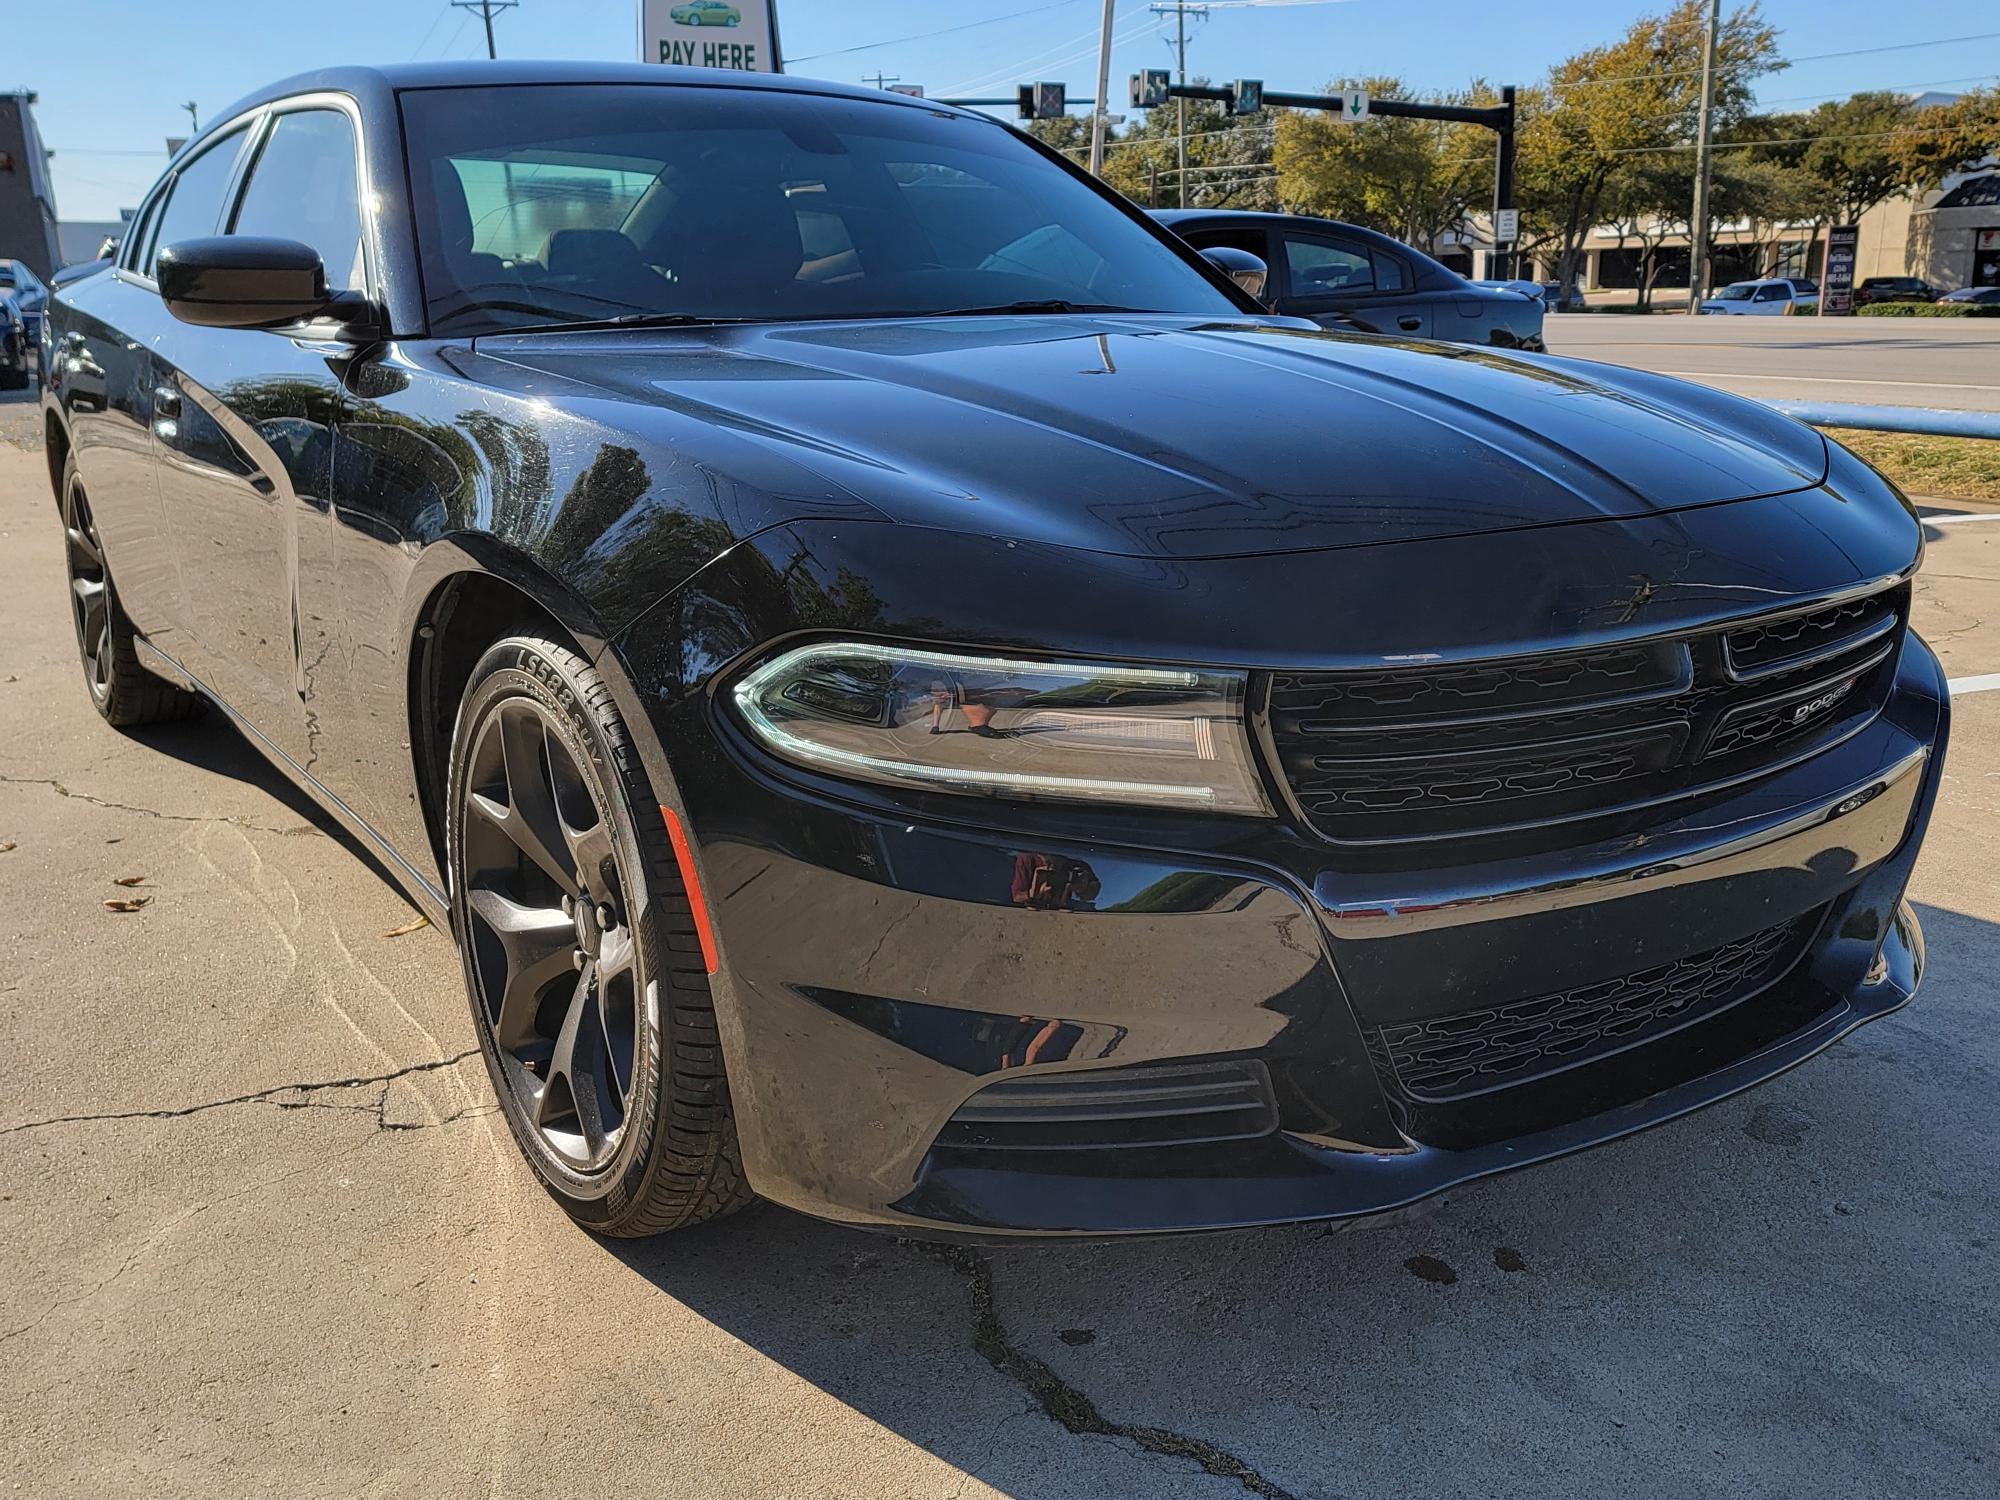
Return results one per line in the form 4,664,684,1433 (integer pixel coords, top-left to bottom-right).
731,641,1271,814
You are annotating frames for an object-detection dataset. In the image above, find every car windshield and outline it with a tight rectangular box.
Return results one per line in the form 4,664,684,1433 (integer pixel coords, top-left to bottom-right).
1713,283,1758,301
399,84,1242,334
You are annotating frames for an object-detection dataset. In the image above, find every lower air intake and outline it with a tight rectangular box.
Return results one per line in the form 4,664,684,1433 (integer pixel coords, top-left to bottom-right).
1371,908,1823,1103
938,1059,1278,1152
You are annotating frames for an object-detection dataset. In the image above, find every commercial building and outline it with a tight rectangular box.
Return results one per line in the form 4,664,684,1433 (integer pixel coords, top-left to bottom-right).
0,91,61,279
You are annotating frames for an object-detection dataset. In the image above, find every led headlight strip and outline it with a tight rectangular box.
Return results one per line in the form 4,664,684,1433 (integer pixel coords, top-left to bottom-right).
731,641,1270,814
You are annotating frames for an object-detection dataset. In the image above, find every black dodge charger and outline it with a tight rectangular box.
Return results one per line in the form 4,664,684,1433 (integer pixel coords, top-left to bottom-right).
42,63,1947,1239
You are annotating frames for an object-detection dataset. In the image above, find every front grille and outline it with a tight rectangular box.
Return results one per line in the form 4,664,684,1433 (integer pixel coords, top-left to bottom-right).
1370,909,1823,1102
937,1059,1278,1152
1269,584,1907,843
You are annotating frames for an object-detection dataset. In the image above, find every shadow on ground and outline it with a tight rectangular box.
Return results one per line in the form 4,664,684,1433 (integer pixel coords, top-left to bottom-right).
589,901,1996,1498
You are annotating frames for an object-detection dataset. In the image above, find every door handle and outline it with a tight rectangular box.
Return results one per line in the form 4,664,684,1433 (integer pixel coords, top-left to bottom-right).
1398,316,1422,332
153,385,182,417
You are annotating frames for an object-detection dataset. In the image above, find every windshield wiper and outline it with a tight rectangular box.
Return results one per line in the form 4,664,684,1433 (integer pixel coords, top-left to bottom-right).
492,312,769,335
923,299,1142,318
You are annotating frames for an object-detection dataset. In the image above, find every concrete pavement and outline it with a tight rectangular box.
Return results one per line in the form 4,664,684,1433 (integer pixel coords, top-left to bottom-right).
1545,315,2000,413
2,390,1997,1498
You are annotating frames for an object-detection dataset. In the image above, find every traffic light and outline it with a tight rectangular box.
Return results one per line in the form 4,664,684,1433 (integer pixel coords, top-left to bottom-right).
1131,69,1170,108
1231,79,1264,116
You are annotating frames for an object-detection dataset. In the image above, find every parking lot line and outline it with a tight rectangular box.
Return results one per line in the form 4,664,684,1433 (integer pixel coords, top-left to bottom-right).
1653,370,2000,395
1924,512,2000,526
1949,673,2000,696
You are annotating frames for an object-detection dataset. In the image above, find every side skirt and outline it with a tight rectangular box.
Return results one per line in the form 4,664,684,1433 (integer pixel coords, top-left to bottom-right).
134,636,452,927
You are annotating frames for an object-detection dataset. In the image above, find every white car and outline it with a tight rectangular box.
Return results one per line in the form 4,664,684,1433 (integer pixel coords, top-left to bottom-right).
1699,278,1820,316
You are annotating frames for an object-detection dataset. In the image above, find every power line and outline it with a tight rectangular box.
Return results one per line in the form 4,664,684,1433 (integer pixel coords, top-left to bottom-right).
449,0,517,61
1607,123,1993,155
945,7,1165,96
408,4,451,61
788,2,1083,64
1562,31,2000,91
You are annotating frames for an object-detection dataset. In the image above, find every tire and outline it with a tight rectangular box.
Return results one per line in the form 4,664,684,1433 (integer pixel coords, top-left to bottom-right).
61,454,201,727
446,633,752,1236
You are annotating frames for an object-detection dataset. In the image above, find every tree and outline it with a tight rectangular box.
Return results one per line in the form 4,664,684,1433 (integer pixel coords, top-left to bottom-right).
1755,92,1919,224
1272,77,1497,249
1517,1,1782,295
1102,86,1278,209
1891,87,2000,191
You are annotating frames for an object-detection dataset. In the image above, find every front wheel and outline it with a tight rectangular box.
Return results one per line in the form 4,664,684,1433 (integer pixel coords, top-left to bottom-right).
447,634,752,1235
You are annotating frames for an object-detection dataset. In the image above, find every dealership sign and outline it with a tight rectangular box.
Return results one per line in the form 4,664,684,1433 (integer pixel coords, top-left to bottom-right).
639,0,780,72
1821,224,1860,316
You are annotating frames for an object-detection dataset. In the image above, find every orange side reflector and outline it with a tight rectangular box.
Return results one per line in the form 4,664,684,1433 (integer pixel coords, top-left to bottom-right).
660,805,720,975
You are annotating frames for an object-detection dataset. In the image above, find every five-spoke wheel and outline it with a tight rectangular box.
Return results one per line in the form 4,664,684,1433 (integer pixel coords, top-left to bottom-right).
462,698,640,1173
448,634,750,1233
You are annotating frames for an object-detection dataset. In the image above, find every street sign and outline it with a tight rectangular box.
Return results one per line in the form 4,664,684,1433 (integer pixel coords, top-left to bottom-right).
639,0,780,73
1493,207,1519,244
1132,69,1171,108
887,84,924,98
1231,79,1264,116
1340,87,1369,122
1821,224,1860,315
1017,81,1066,120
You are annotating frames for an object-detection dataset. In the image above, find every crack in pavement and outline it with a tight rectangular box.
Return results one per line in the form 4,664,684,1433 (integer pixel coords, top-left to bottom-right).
915,1242,1301,1500
0,774,326,836
0,1050,483,1137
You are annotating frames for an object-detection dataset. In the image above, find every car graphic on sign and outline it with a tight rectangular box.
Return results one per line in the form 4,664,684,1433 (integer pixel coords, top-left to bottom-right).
670,1,740,24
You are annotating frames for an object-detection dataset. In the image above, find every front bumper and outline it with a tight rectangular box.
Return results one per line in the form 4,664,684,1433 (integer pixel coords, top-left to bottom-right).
675,632,1949,1238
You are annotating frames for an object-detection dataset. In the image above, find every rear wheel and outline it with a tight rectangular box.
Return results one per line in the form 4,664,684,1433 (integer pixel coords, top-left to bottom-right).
62,459,200,727
447,634,751,1235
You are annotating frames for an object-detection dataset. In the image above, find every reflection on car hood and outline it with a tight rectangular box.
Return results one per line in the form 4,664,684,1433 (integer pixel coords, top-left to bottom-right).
475,314,1829,561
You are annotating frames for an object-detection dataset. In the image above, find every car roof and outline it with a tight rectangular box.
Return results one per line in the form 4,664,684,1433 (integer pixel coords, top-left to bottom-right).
202,60,953,136
1150,208,1414,252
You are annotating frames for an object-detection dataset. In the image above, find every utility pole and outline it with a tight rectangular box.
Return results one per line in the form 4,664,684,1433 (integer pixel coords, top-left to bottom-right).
451,0,519,61
861,72,900,91
1150,3,1207,208
1686,0,1720,312
1089,0,1116,176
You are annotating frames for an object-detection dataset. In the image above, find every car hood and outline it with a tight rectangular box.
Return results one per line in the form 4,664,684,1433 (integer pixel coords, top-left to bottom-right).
475,314,1828,561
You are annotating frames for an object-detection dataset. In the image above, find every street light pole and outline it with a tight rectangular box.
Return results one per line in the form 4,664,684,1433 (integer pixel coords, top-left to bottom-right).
1686,0,1721,313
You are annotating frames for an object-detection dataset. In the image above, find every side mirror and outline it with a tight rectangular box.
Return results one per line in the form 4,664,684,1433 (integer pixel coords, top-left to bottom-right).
1200,246,1268,302
157,237,373,333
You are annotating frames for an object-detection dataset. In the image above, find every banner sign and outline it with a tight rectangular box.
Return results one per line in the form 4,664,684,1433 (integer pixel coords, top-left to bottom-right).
1975,227,1999,289
1821,224,1860,315
639,0,780,73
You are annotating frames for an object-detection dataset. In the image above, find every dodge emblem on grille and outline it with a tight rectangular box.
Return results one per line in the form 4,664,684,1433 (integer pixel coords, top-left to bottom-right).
1791,678,1856,725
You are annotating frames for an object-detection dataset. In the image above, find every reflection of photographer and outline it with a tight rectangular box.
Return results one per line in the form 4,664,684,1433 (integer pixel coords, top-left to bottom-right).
1011,852,1101,911
924,673,1013,737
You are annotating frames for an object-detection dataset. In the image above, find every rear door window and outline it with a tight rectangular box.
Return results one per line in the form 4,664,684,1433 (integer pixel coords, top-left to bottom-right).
1283,236,1375,298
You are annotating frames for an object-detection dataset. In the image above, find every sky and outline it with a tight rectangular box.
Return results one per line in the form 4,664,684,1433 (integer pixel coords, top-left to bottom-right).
13,0,1999,223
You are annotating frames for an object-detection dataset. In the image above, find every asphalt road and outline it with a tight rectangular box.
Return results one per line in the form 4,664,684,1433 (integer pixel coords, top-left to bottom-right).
1545,315,2000,413
3,387,1998,1497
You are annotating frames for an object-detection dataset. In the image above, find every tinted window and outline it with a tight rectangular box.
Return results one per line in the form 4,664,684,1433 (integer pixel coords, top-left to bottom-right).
146,128,249,277
1372,250,1408,294
1752,284,1786,302
399,84,1237,332
1185,226,1269,259
231,109,366,291
1284,237,1374,296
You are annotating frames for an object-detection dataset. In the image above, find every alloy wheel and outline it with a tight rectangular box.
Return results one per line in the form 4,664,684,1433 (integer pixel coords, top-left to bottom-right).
461,699,641,1177
64,479,113,703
